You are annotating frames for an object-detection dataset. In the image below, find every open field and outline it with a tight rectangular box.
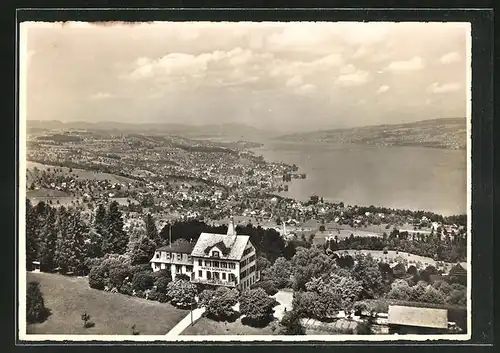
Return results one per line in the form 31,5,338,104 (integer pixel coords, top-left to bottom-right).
26,161,135,184
334,249,468,272
26,272,187,335
181,316,280,336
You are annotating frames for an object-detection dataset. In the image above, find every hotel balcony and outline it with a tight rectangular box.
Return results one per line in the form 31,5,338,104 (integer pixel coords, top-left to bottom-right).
192,278,237,287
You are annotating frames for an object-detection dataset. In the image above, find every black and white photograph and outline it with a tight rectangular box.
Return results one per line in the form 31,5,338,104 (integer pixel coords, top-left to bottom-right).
18,19,471,341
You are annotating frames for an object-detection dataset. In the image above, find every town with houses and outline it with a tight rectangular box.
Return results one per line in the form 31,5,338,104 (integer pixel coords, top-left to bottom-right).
24,126,468,337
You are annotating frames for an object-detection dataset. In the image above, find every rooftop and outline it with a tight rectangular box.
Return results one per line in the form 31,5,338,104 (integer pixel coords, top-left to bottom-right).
157,241,195,254
190,232,250,260
388,305,448,329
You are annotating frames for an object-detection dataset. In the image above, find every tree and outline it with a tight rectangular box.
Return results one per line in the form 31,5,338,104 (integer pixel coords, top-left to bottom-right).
131,235,157,265
38,207,57,271
94,203,107,235
250,280,278,296
305,274,363,313
54,209,88,274
351,254,384,299
26,199,39,269
240,288,277,324
290,247,337,291
145,213,161,246
131,272,154,291
386,279,413,301
256,256,271,272
26,282,50,323
166,279,197,307
86,229,104,259
201,287,239,320
102,201,128,255
263,257,291,289
420,285,446,304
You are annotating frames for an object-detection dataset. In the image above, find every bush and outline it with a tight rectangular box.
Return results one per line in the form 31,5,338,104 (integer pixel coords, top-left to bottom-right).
26,282,51,324
119,282,133,296
147,289,160,302
176,273,190,281
88,266,106,290
279,310,305,335
109,266,131,288
250,280,278,296
153,270,172,293
132,272,154,291
81,312,94,328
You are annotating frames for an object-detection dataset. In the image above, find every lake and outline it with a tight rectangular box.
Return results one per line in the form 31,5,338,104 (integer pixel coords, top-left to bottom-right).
252,141,467,216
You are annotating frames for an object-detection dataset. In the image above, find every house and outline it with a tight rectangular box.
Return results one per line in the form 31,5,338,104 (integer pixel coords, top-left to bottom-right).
388,305,449,334
190,220,259,291
150,241,195,280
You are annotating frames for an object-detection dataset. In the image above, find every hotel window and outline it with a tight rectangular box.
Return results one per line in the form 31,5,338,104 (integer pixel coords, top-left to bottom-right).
186,266,193,272
229,263,236,269
198,260,202,266
198,270,202,278
155,253,160,259
222,273,226,280
166,252,171,259
213,261,219,268
187,256,192,262
176,265,182,273
221,262,227,268
177,254,182,261
205,260,211,267
212,251,220,258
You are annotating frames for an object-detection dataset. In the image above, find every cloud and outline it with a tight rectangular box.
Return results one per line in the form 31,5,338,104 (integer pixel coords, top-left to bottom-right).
89,92,114,99
377,85,390,93
124,48,275,88
335,69,370,86
440,52,461,64
427,82,461,93
295,83,316,95
286,75,303,88
270,53,343,77
385,57,424,72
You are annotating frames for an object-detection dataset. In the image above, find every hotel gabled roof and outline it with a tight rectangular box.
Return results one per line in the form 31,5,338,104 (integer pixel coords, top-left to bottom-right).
190,233,250,261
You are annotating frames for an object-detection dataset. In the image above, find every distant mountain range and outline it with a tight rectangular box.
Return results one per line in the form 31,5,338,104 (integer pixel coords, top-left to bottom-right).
26,120,274,142
277,118,467,150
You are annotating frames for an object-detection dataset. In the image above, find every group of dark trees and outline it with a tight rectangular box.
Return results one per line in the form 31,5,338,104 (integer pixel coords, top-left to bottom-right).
26,199,144,274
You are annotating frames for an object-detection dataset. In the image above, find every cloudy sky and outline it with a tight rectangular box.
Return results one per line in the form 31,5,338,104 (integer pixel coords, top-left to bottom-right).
22,21,470,132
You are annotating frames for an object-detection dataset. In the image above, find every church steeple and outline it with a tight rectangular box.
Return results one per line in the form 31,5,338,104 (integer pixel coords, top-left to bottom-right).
227,217,236,236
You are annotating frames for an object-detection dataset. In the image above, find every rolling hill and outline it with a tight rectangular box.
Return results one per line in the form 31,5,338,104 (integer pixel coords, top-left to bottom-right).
277,118,467,150
26,120,273,142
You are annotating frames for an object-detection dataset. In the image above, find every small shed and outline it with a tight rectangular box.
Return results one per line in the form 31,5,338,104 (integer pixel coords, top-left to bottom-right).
388,305,449,334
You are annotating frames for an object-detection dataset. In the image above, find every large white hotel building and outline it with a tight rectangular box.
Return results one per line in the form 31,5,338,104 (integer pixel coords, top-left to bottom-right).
150,221,259,291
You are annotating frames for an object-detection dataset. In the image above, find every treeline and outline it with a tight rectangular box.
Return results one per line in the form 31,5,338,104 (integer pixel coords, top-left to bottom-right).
330,228,466,263
26,199,147,274
171,143,237,154
37,134,83,143
158,221,295,263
